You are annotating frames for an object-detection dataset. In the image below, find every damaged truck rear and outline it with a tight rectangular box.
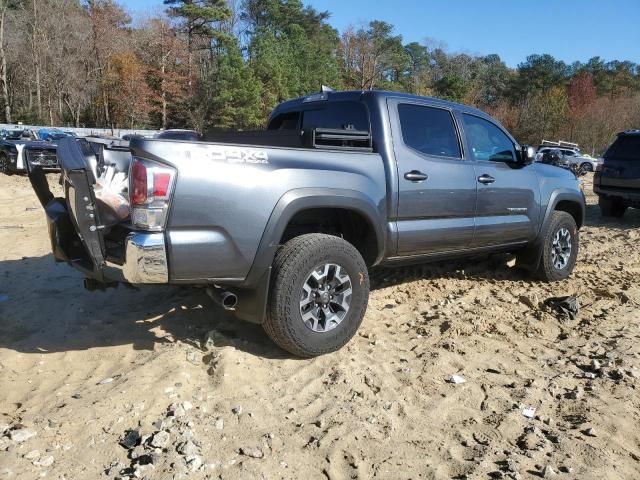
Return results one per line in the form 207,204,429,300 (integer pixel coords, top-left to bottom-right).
28,90,585,357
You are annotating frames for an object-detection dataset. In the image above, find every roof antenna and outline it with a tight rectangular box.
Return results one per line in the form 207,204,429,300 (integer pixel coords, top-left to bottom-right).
321,85,334,93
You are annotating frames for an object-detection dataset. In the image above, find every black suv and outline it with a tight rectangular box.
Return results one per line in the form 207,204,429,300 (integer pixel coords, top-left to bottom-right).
594,130,640,217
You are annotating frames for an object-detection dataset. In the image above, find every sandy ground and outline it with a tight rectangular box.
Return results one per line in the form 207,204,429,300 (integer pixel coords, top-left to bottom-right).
0,172,639,480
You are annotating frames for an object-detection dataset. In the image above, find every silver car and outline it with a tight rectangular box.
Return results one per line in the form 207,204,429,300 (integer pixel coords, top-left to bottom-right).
535,147,598,172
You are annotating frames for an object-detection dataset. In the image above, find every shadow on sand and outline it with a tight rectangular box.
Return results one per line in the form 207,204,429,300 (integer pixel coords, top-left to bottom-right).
0,250,529,359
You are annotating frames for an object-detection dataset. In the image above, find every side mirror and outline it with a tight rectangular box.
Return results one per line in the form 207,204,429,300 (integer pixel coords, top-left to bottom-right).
518,145,536,165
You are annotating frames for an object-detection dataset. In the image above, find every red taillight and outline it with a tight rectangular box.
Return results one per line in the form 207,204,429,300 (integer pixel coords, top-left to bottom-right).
153,172,171,197
131,159,147,205
129,157,176,231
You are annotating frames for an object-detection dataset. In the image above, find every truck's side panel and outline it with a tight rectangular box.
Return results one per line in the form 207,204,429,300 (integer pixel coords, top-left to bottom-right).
385,97,478,255
130,139,387,282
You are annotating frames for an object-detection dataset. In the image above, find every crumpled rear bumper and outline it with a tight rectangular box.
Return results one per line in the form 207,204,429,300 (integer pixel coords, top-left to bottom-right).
118,232,168,283
45,197,168,284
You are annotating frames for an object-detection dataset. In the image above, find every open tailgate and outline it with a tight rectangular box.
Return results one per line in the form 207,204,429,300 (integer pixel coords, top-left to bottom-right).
28,137,110,280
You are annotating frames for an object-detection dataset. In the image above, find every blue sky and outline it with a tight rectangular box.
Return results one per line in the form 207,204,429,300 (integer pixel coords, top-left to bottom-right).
126,0,640,67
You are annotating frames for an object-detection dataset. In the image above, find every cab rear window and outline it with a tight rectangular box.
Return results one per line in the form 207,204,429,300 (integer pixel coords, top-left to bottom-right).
605,135,640,161
268,101,370,133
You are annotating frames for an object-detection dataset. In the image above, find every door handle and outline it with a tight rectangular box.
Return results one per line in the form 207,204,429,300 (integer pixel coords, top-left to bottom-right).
404,170,428,182
477,174,495,184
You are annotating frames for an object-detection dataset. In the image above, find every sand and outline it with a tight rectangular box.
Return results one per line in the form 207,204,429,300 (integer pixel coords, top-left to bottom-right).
1,172,639,479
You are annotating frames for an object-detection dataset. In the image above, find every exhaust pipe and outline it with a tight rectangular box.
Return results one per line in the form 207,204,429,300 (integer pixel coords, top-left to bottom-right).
206,287,238,311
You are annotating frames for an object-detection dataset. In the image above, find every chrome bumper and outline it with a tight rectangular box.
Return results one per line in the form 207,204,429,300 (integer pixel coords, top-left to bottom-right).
107,232,169,284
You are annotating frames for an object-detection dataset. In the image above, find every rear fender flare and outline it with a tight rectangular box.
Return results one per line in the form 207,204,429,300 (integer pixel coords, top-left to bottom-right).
231,188,384,324
244,188,385,289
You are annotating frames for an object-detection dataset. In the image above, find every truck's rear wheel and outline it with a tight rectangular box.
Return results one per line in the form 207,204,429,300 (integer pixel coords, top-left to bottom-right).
599,195,626,218
264,233,369,357
535,211,579,282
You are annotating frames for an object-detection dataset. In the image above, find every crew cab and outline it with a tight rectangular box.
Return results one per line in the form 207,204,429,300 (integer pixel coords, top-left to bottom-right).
29,90,585,357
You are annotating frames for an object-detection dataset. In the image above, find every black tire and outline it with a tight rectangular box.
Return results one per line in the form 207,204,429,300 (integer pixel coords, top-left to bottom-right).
263,233,369,357
0,153,12,176
580,162,593,172
599,195,626,218
535,211,579,282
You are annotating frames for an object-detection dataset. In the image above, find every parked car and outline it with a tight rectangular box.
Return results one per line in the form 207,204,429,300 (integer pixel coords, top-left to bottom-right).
0,129,59,174
535,141,598,172
28,90,585,357
594,130,640,217
38,128,74,142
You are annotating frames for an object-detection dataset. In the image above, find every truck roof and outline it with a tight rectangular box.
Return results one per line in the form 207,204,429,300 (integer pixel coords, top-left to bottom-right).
273,89,494,120
619,129,640,136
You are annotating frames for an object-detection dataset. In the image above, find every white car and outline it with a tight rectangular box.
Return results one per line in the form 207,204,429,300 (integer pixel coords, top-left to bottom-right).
535,147,598,172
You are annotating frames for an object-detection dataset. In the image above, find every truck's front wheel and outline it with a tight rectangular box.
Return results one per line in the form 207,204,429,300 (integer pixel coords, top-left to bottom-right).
264,234,370,357
535,211,579,282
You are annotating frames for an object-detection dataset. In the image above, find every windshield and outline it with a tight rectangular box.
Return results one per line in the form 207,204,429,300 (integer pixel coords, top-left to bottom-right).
7,130,23,140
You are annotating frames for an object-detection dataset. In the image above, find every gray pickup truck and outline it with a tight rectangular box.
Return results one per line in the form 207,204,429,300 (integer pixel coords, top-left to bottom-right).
28,90,585,357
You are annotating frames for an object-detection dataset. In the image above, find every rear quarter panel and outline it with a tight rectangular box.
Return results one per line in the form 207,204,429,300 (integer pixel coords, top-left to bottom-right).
130,139,387,283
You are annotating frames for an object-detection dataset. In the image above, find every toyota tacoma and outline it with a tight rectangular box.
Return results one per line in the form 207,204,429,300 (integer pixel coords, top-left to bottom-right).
27,90,585,357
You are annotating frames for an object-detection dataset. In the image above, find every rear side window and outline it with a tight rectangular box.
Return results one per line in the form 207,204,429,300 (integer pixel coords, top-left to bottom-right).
301,101,370,132
605,135,640,160
268,101,370,132
398,104,461,158
462,114,516,162
268,111,301,130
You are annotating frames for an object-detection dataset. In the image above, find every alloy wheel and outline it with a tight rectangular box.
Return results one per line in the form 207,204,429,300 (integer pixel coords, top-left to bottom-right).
299,263,352,333
551,227,572,270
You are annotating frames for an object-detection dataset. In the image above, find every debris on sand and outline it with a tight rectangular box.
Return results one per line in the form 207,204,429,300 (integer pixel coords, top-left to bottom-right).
447,374,467,384
120,430,140,449
239,447,264,459
545,296,579,321
9,428,36,443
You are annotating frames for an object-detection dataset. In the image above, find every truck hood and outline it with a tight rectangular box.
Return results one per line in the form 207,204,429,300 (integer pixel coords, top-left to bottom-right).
24,140,57,149
5,140,56,148
533,162,576,180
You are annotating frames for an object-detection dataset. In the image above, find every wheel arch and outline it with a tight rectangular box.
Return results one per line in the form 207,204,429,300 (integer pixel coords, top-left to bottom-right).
245,188,385,286
517,189,585,272
231,188,384,325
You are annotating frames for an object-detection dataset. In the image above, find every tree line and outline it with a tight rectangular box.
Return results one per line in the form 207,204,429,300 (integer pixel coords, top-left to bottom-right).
1,0,639,154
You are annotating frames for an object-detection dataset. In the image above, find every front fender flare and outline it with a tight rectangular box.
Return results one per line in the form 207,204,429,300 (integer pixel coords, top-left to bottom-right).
517,188,585,272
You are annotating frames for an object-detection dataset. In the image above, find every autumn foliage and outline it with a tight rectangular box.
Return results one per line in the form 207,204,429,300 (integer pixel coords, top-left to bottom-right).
0,0,638,154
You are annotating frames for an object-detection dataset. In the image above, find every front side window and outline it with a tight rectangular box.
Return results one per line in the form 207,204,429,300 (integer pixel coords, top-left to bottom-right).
398,104,461,158
462,114,516,162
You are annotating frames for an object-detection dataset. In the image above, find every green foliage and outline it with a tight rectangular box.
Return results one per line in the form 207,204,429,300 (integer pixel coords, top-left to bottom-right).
164,0,231,41
246,0,342,115
203,38,263,129
435,74,467,103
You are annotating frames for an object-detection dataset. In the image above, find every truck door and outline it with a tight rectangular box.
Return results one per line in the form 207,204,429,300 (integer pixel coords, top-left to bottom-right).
388,99,477,255
458,112,540,247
